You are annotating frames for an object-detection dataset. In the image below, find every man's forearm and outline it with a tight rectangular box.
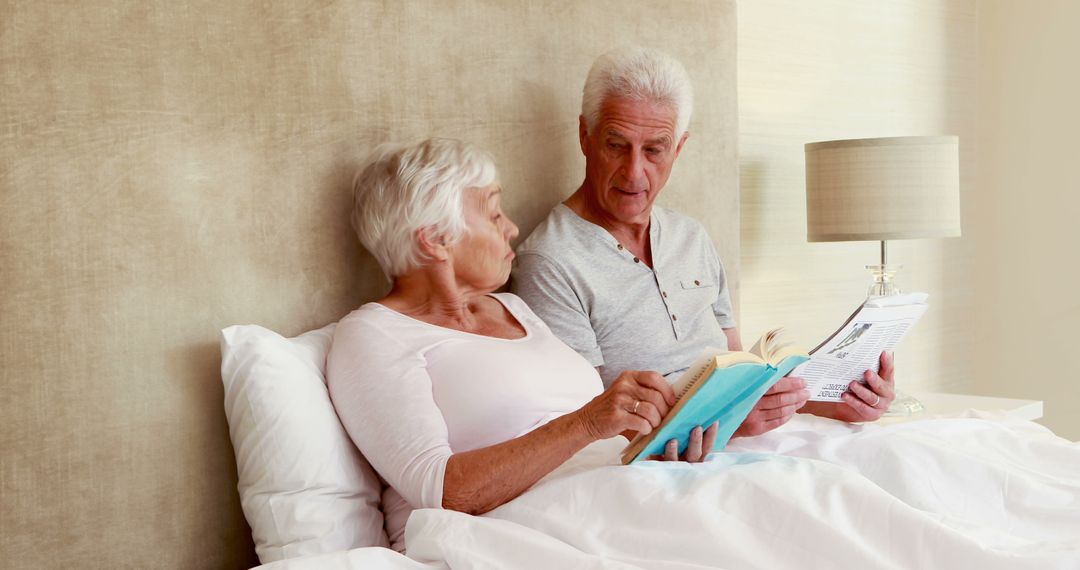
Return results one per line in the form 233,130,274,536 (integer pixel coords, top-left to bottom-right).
723,327,743,351
799,401,861,422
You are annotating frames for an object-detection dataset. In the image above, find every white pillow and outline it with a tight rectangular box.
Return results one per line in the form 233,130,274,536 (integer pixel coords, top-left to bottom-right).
220,323,389,564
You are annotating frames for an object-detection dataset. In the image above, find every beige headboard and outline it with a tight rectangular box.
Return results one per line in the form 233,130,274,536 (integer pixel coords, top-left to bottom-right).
0,2,737,567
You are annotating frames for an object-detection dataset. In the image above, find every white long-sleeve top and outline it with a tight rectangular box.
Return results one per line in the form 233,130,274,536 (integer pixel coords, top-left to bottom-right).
326,292,603,551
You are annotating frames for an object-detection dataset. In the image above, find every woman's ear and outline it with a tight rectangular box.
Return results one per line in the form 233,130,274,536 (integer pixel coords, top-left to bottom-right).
416,227,451,262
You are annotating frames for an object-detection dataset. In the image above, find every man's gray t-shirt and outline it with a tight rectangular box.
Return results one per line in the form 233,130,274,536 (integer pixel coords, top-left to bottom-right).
511,204,736,387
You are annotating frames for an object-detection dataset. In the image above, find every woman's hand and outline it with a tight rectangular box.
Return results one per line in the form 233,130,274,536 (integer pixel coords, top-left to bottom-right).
648,422,719,463
575,370,676,440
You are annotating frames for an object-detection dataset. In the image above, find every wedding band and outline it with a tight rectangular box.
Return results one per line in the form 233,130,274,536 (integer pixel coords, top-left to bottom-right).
871,394,881,408
632,400,641,414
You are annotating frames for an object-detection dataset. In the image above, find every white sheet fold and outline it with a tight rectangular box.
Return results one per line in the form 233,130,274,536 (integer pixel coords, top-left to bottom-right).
258,413,1080,569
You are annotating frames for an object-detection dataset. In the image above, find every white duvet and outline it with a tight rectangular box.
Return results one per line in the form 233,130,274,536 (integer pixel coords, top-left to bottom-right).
260,412,1080,570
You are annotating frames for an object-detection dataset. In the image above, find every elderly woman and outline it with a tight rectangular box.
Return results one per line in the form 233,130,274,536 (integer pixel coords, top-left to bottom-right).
327,138,715,551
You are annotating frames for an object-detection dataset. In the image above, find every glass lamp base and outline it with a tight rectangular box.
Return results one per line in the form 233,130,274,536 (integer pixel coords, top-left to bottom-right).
866,264,903,298
883,389,926,417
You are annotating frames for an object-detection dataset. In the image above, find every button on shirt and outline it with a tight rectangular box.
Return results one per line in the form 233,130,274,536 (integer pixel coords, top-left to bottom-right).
512,204,736,388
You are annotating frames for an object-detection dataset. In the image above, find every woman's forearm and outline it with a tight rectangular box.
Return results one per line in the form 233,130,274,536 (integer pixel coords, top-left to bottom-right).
441,369,677,514
441,411,595,515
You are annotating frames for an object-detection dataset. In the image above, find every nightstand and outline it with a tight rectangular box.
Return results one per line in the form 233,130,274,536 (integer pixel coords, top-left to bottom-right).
879,391,1044,425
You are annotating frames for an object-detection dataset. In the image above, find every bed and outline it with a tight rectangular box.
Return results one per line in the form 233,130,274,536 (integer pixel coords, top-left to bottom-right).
222,323,1080,570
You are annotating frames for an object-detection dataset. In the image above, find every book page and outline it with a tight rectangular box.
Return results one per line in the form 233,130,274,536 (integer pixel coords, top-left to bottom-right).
749,327,808,366
669,347,727,401
748,328,777,360
670,347,771,400
791,295,928,402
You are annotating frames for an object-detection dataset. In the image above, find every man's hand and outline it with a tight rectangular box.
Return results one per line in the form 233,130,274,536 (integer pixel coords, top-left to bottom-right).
732,376,810,438
800,351,896,423
838,351,896,422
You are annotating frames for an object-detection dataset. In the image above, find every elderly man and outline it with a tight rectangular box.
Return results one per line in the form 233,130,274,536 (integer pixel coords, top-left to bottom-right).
512,47,896,437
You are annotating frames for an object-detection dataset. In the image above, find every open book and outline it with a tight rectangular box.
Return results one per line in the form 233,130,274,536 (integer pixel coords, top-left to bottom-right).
620,329,809,465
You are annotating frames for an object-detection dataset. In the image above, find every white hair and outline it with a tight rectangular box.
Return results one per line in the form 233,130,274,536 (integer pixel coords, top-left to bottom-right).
350,138,497,278
581,46,694,137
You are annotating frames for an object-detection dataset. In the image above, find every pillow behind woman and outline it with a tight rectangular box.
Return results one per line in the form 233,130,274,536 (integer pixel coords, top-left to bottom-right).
220,323,389,563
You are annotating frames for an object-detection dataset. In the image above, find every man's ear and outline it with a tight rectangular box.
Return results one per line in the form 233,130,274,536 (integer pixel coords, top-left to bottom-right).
416,227,451,262
578,115,590,155
674,131,690,159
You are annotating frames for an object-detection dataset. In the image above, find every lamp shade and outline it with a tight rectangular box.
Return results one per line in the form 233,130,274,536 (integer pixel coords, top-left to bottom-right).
805,136,961,242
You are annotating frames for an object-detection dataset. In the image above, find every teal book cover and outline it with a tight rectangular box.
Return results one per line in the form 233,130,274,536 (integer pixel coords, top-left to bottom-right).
623,354,809,464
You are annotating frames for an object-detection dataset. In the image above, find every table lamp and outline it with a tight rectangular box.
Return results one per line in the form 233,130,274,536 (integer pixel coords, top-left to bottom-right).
804,135,961,414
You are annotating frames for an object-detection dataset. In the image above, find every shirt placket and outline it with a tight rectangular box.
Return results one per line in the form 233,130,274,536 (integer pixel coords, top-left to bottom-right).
654,270,681,340
648,217,681,340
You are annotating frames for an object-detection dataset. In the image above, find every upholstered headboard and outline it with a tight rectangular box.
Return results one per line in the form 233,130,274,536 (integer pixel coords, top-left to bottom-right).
0,2,738,567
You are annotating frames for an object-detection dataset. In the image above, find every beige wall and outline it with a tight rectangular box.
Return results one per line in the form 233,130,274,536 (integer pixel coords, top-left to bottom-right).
975,0,1080,440
739,0,1080,441
738,1,979,394
0,1,738,567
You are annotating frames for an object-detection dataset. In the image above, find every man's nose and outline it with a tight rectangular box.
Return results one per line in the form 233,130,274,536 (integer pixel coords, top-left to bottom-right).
621,149,646,187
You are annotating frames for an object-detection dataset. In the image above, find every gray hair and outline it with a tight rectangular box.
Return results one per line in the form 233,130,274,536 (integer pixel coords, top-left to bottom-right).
581,46,694,137
350,138,497,278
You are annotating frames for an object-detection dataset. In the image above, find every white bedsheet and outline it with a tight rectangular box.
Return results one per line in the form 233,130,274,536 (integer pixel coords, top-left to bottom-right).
258,412,1080,569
